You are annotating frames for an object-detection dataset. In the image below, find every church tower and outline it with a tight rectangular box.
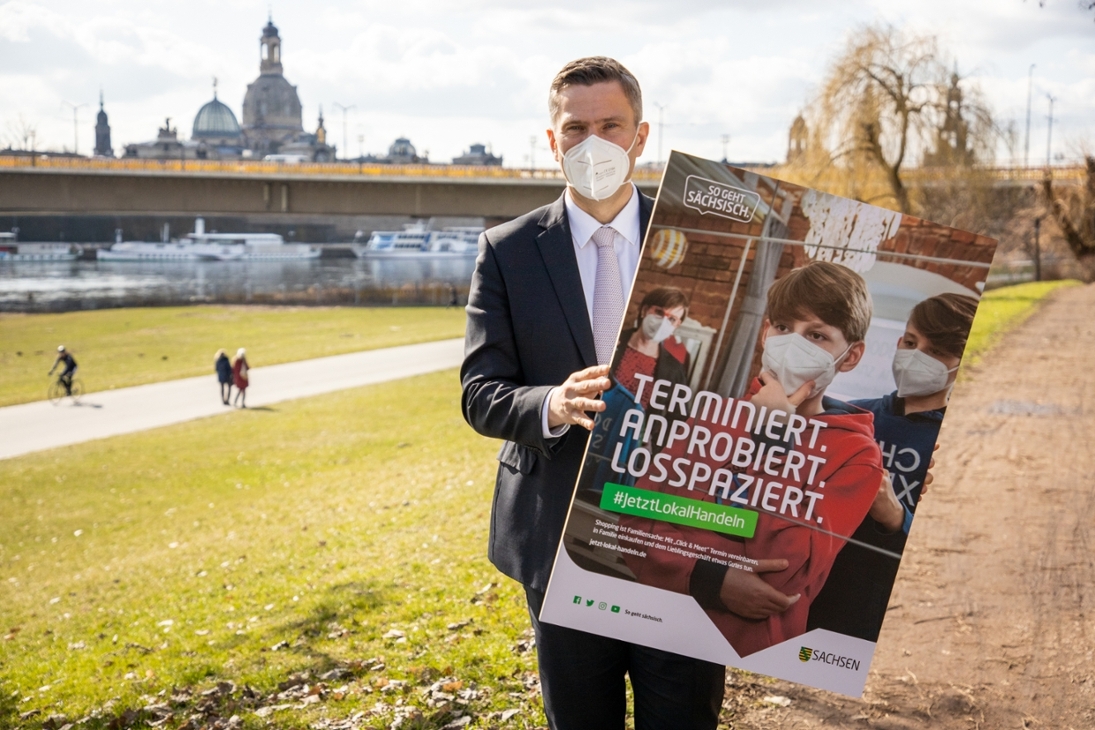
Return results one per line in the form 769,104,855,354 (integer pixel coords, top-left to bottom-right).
786,113,807,164
242,16,304,155
94,90,113,157
316,106,326,145
260,17,283,75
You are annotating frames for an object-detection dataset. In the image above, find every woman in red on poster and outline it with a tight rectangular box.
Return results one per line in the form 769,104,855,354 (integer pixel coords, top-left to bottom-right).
611,287,691,412
620,262,885,657
232,348,250,409
579,287,695,495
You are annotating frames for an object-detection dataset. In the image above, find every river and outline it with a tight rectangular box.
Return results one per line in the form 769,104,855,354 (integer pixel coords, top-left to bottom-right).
0,256,477,312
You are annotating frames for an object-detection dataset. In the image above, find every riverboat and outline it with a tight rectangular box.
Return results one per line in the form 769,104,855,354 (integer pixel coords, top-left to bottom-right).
0,235,82,262
350,223,482,258
96,220,321,261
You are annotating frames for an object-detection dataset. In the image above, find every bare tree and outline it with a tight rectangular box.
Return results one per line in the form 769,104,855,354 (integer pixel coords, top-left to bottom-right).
1027,0,1095,21
1042,157,1095,265
4,114,40,152
809,24,995,214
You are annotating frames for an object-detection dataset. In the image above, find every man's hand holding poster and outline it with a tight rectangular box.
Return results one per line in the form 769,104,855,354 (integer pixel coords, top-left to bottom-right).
540,151,997,696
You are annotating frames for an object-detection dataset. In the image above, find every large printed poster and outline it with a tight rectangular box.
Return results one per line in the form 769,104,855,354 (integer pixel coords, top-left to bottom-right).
540,151,998,696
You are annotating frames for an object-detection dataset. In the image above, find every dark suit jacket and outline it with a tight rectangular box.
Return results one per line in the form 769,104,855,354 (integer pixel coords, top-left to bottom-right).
461,190,654,591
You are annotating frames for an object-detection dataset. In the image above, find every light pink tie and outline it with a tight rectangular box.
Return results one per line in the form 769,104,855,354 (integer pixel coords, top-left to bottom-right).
591,226,624,365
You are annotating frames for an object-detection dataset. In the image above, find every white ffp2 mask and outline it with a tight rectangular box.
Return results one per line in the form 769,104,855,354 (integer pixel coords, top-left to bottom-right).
641,314,676,344
560,133,637,201
892,348,957,398
762,333,851,399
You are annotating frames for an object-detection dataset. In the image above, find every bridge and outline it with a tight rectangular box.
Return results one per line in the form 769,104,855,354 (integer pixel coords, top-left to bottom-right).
0,155,1083,240
0,156,661,222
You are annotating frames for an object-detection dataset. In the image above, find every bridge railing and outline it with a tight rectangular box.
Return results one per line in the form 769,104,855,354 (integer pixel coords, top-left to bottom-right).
905,165,1087,183
0,154,667,182
2,154,1084,186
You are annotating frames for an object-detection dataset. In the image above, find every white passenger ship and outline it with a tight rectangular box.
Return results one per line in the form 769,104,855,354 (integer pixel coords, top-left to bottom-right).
0,235,82,262
351,222,482,259
97,219,321,261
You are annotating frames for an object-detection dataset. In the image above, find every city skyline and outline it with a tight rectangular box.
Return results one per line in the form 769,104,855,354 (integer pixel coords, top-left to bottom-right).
1,0,1092,166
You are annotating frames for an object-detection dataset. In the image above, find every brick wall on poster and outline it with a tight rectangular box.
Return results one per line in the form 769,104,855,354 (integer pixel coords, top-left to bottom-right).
878,216,996,291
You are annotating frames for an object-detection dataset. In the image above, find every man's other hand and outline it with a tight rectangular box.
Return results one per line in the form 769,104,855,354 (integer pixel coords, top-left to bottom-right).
719,558,799,620
921,442,939,500
547,365,611,430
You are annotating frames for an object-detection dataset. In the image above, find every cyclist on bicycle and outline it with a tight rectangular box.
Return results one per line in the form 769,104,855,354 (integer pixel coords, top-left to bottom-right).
48,345,78,396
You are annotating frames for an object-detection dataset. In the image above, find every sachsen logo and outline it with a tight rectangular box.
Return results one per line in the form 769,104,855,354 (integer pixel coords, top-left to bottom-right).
799,647,860,672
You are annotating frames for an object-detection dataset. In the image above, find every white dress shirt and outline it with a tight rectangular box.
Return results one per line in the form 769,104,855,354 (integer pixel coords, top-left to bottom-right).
541,183,643,437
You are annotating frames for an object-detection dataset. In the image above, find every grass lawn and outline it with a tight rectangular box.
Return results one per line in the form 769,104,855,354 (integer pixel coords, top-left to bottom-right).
0,280,1079,730
963,280,1082,366
0,306,467,408
0,370,545,730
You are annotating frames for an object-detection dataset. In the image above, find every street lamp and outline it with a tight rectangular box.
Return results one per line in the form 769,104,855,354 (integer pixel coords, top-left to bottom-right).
333,102,355,161
1045,93,1056,168
1024,64,1035,167
61,100,88,155
653,102,667,166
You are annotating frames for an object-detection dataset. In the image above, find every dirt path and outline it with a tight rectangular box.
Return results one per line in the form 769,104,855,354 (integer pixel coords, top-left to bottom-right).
728,283,1095,729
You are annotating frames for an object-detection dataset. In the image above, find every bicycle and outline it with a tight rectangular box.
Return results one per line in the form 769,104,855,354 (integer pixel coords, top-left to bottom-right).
48,375,84,405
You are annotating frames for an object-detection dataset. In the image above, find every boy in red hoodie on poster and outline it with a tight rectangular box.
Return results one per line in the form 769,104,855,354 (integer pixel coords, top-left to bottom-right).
620,261,886,657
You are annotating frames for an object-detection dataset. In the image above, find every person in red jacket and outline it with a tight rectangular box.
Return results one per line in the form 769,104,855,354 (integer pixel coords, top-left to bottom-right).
232,348,250,408
620,261,886,657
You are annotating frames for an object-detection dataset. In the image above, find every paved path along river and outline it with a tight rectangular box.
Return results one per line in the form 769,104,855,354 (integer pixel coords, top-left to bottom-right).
0,338,464,460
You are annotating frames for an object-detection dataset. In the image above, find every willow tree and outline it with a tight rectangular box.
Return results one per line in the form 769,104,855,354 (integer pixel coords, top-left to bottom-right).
810,24,993,214
1043,157,1095,268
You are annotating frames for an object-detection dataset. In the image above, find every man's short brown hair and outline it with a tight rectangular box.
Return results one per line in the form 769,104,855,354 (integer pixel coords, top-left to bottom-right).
549,56,643,125
765,261,873,343
909,293,979,359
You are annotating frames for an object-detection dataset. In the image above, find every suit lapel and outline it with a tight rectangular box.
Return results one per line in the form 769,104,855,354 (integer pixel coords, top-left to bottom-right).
536,195,598,367
638,190,654,241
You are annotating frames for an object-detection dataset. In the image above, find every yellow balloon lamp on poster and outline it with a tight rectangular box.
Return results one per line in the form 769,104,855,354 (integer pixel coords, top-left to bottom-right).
650,228,688,269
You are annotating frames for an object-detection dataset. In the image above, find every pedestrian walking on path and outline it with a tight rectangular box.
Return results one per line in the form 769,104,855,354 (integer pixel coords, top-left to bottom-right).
232,348,249,408
0,338,463,461
214,349,233,405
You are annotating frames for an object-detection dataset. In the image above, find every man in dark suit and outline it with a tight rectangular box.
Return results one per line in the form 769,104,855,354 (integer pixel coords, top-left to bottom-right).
461,57,795,730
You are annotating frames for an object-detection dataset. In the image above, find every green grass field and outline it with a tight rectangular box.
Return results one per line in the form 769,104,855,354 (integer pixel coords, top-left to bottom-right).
963,280,1081,366
0,370,545,729
0,306,467,408
0,281,1081,729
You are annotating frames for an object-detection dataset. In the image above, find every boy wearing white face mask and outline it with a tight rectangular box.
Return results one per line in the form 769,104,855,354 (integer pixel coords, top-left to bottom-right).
623,261,885,656
808,292,977,641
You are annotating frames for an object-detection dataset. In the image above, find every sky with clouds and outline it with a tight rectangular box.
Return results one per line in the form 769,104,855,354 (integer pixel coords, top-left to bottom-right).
1,0,1091,167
